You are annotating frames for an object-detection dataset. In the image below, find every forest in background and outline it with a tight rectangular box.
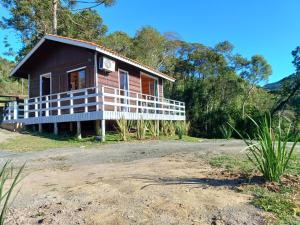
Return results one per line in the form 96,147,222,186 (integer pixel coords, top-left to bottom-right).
0,0,299,138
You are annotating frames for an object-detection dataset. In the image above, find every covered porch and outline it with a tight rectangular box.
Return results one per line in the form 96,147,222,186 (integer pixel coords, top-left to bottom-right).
2,85,185,139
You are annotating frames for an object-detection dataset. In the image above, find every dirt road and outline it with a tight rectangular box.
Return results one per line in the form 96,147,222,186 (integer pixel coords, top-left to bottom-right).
0,139,248,168
1,131,293,224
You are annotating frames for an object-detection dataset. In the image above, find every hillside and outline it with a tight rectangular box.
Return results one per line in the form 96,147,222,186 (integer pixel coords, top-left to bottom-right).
264,73,297,91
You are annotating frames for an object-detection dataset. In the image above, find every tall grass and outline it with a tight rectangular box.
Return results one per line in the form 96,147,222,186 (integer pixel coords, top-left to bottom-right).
147,120,159,139
232,115,299,182
166,121,176,136
116,117,132,141
160,120,168,136
136,119,147,140
0,162,25,225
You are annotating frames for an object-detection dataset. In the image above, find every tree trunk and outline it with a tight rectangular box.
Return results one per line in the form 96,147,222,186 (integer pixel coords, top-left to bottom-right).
52,0,58,34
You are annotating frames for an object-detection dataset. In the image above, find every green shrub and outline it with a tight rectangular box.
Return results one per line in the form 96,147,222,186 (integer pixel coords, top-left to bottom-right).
232,115,299,182
175,121,190,139
176,122,184,139
220,124,233,139
0,161,25,225
136,119,147,140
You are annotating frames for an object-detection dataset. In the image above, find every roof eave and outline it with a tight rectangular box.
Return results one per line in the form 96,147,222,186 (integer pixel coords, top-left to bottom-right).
10,35,176,82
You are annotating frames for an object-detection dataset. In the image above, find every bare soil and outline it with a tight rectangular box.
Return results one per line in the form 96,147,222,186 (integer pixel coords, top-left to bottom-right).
0,130,282,225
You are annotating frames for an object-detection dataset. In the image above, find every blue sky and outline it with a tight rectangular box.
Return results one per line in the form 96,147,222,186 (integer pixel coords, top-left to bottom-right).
0,0,299,83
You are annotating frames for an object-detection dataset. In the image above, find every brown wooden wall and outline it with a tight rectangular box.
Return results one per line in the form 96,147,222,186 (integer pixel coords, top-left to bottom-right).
26,41,95,98
97,54,164,98
23,41,164,99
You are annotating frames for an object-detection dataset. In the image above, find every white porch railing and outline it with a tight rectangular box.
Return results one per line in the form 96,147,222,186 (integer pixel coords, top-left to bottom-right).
2,86,185,123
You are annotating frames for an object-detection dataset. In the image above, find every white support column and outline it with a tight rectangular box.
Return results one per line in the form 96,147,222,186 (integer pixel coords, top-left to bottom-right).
24,99,28,119
101,119,106,142
76,121,81,139
54,123,58,135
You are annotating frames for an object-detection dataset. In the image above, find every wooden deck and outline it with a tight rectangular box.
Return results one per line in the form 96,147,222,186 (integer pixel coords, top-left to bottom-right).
2,86,185,125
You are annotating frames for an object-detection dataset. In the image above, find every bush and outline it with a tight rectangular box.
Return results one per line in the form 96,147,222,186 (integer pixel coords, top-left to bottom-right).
0,161,25,225
233,115,299,182
176,121,190,139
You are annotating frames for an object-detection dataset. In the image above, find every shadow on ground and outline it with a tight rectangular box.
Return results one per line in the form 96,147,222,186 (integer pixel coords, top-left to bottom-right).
128,175,265,190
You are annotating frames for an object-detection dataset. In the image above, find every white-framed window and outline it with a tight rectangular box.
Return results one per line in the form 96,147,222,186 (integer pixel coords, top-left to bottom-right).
119,69,129,92
68,68,86,90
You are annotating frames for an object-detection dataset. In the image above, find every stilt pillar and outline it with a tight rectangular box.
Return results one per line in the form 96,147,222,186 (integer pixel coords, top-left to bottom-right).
101,120,106,142
38,124,42,133
76,121,82,139
95,120,101,136
54,123,58,136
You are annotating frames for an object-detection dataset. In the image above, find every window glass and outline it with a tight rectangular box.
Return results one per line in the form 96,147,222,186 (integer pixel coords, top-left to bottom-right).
69,69,86,90
119,70,128,91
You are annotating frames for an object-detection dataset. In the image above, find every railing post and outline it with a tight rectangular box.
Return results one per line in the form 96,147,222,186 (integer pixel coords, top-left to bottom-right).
101,86,105,111
70,92,74,114
154,96,157,114
24,99,28,119
95,87,99,111
3,107,5,121
45,96,49,117
8,102,11,120
136,93,138,113
35,98,38,117
13,101,18,120
114,89,117,112
57,94,61,116
85,89,88,113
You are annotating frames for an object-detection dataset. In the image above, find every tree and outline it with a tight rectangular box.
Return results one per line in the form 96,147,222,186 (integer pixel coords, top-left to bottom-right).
1,0,114,59
234,55,272,117
132,27,176,69
57,0,116,34
0,57,26,95
272,47,300,115
101,31,133,57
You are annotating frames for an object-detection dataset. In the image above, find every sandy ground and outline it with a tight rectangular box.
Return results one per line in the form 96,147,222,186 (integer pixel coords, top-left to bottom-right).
1,129,296,225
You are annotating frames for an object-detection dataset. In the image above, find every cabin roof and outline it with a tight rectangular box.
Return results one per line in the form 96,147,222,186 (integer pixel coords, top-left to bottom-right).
10,34,175,82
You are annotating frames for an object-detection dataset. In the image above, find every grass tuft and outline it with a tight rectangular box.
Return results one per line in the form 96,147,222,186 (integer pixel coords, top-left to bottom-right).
230,115,299,182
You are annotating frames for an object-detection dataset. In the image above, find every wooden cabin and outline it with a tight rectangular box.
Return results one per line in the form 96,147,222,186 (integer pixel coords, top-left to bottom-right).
2,35,185,139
